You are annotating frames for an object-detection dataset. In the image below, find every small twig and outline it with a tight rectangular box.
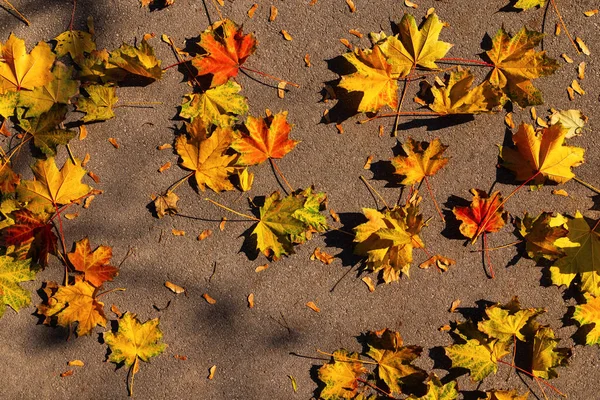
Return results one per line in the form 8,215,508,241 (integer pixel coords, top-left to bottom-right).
483,232,495,279
205,198,259,221
166,172,194,193
209,0,224,21
360,176,389,209
359,111,444,124
549,0,579,54
423,176,445,222
438,57,494,67
118,247,134,268
114,101,163,109
269,158,294,194
2,0,30,26
208,261,217,282
391,65,416,136
573,177,600,195
357,378,399,399
240,66,300,88
328,227,354,237
497,359,566,397
66,144,76,164
330,264,357,293
470,240,523,252
69,0,77,31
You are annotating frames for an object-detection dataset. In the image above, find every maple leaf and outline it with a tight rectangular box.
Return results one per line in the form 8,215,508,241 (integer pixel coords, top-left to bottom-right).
478,300,544,342
18,62,79,118
231,111,298,166
550,212,600,295
376,12,452,77
500,123,584,185
108,38,163,81
0,256,36,318
289,187,329,244
54,30,96,60
0,209,57,267
179,81,248,127
445,338,508,382
354,194,425,283
0,161,20,194
75,49,126,84
38,280,107,336
338,45,399,113
513,0,547,10
549,109,586,139
428,68,502,114
0,91,18,118
153,192,179,218
68,237,118,287
407,374,458,400
76,85,119,122
453,189,507,244
104,312,167,396
515,212,568,261
531,327,571,379
573,293,600,346
391,137,449,185
365,329,426,394
0,33,56,91
485,390,529,400
483,27,559,107
17,104,75,156
17,157,91,214
318,349,367,400
192,19,257,87
175,122,237,192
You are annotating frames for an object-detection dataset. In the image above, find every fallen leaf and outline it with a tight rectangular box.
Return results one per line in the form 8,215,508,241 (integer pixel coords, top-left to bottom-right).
576,37,590,55
164,281,186,294
449,299,461,313
584,9,598,16
281,30,293,41
363,155,373,170
157,143,172,150
419,255,456,272
110,304,122,317
277,81,287,99
68,360,85,367
306,301,321,313
77,85,118,122
79,125,88,140
153,192,179,218
202,293,217,304
405,0,418,8
318,350,366,399
171,229,185,236
349,29,363,38
335,123,344,134
60,370,74,378
219,217,227,231
392,137,449,185
311,247,335,265
453,189,507,244
515,212,568,261
573,293,600,345
505,112,515,129
54,30,96,60
549,109,586,138
552,189,568,197
514,0,547,10
197,229,212,241
247,3,258,18
0,34,55,91
269,5,278,21
571,80,585,95
174,354,188,361
81,153,91,167
361,276,375,292
68,237,118,287
208,365,216,380
329,209,340,223
247,293,255,308
179,81,248,127
108,37,163,81
345,0,356,12
255,264,268,273
578,62,586,79
304,54,311,67
340,38,352,50
561,53,573,63
158,161,171,173
0,256,36,318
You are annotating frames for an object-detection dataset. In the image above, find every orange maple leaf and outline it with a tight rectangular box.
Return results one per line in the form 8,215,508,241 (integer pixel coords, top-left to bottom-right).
453,189,507,244
231,111,298,166
67,237,118,287
192,19,257,87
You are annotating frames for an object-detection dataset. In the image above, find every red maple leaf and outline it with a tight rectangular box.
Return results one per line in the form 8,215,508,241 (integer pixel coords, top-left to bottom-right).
1,209,57,266
453,189,507,244
192,19,257,87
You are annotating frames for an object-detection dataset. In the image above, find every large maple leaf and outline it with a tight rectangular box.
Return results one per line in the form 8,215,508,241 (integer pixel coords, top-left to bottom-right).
500,123,584,185
478,301,544,342
376,12,453,77
453,189,507,244
192,19,257,87
483,27,559,107
573,293,600,346
550,212,600,295
179,81,248,127
108,38,163,81
354,194,425,283
515,212,568,261
1,209,57,267
318,349,367,400
391,137,449,185
38,280,107,336
531,327,571,379
407,374,458,400
365,329,426,394
17,157,91,213
175,122,237,192
0,33,56,91
339,45,399,113
104,312,166,396
231,111,298,166
68,237,118,287
428,68,502,115
0,256,36,318
17,104,75,156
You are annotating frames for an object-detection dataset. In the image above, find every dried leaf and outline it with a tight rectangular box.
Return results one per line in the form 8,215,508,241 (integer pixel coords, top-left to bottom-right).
157,143,172,150
306,301,321,312
552,189,568,197
67,237,118,287
571,80,585,95
349,29,363,38
68,360,85,367
208,365,216,380
584,9,598,17
277,81,287,99
60,370,74,378
281,30,293,41
202,293,217,304
449,299,461,313
164,281,185,294
578,62,586,80
340,38,352,50
392,138,449,185
405,0,418,8
171,229,185,236
304,54,311,67
219,217,227,231
269,6,278,21
453,189,507,244
108,137,119,149
345,0,356,12
247,293,255,308
419,255,456,272
361,276,375,292
197,229,212,241
255,264,268,273
247,3,258,18
363,155,373,170
311,247,335,265
158,161,171,173
575,37,590,55
79,125,88,140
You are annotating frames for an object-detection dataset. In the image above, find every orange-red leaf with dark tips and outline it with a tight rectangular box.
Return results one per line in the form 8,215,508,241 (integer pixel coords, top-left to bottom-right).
453,189,507,244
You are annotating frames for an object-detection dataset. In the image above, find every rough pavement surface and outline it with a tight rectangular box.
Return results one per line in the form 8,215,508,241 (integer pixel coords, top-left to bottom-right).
1,0,599,399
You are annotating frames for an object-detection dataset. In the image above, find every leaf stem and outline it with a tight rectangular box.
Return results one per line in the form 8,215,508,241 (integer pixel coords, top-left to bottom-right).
423,176,445,222
69,0,76,31
438,57,494,67
360,176,389,209
96,287,126,299
166,172,194,193
205,198,259,221
483,232,494,278
497,359,566,397
114,101,163,109
163,36,204,89
315,350,379,366
269,158,294,194
2,0,30,26
357,378,399,399
162,58,193,71
209,0,224,21
573,177,600,195
240,66,300,88
470,240,523,252
549,0,579,54
391,65,415,136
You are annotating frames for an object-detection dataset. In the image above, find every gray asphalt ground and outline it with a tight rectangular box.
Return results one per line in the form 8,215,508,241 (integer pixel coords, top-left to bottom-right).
1,0,599,399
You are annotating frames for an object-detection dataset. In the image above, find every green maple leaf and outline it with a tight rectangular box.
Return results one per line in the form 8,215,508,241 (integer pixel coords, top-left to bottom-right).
445,339,508,382
17,104,75,156
573,293,600,346
478,301,545,342
76,85,118,122
289,187,328,244
318,349,367,400
180,81,248,127
0,256,36,318
365,329,426,394
18,62,79,118
531,327,571,379
408,374,458,400
550,212,600,295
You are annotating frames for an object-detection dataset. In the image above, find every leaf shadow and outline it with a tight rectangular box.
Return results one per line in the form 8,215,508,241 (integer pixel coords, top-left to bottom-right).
395,114,475,132
323,212,365,268
440,195,470,240
320,56,363,124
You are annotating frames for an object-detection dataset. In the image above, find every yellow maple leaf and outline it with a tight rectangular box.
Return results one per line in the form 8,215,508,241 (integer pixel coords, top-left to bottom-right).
175,122,236,192
17,157,91,213
339,45,399,113
318,349,366,399
376,12,452,77
391,137,449,185
0,33,56,91
500,123,584,184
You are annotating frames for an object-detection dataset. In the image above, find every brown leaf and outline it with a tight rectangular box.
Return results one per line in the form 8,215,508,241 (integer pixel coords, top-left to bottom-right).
108,137,119,149
449,299,461,313
110,304,122,318
247,293,255,308
157,143,172,150
197,229,212,241
174,354,188,361
165,281,186,294
329,209,340,222
82,153,90,167
304,54,311,67
202,293,217,304
339,38,352,50
88,171,100,183
363,155,373,170
349,29,363,38
335,123,344,134
439,324,451,332
60,370,74,378
311,247,335,265
306,301,321,313
158,161,171,173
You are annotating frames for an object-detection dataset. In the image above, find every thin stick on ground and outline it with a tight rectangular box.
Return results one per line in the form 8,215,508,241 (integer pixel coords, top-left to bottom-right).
166,172,194,194
483,232,495,278
2,0,30,26
164,37,204,89
360,175,389,209
391,65,416,137
549,0,579,54
316,350,379,366
573,177,600,195
114,101,163,109
470,240,522,252
69,0,77,31
269,158,294,193
240,66,300,88
357,378,399,399
423,176,445,222
205,198,259,221
359,111,444,124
